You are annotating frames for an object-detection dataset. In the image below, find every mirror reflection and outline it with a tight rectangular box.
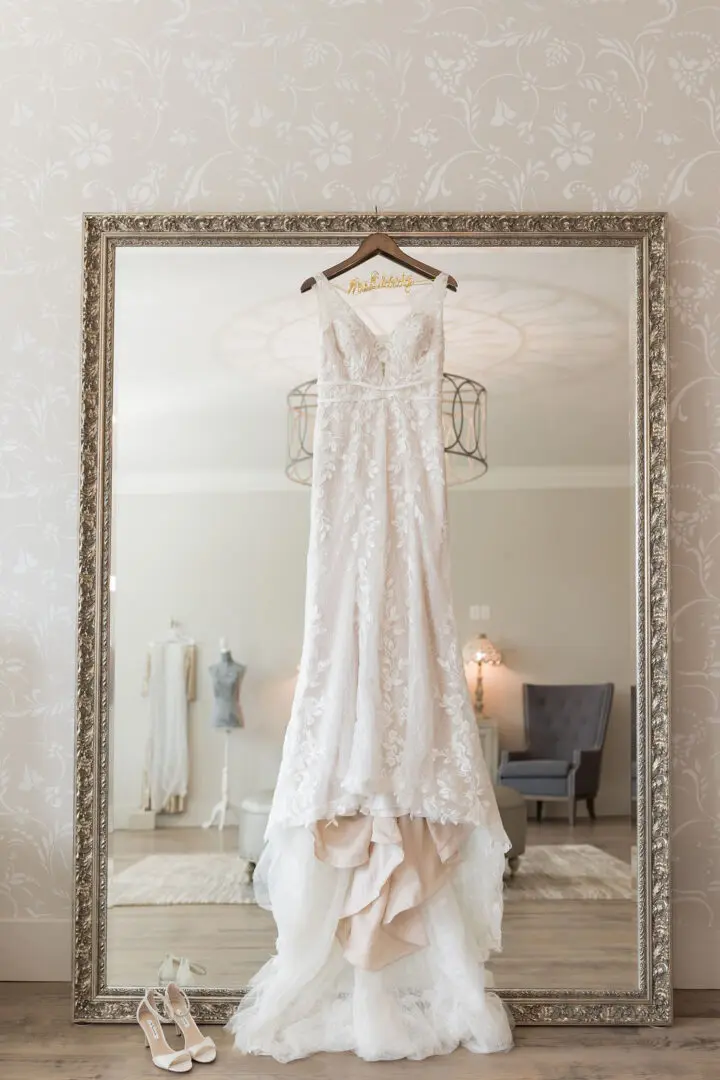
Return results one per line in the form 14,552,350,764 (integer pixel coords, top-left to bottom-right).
108,243,637,994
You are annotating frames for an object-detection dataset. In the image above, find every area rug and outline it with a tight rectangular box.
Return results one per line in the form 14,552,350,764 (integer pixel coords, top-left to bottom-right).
505,844,634,901
108,844,634,906
108,854,255,906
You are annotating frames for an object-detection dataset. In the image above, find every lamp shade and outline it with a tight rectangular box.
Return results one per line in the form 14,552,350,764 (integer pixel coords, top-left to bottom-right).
463,633,502,666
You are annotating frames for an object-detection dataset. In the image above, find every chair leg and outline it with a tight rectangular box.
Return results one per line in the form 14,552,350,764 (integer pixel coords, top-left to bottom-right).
586,796,596,820
568,798,576,827
536,801,543,823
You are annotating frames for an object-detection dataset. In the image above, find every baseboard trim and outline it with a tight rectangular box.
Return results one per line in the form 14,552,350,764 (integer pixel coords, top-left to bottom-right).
0,918,71,981
674,989,720,1017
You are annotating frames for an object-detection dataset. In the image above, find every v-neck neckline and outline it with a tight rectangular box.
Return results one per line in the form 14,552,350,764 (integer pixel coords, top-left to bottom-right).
317,270,448,343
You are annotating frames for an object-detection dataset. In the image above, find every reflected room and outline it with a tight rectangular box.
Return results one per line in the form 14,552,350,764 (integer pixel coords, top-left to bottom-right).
107,243,638,992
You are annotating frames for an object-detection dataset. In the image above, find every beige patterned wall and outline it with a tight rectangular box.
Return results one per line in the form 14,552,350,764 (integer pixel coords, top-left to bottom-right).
1,0,719,986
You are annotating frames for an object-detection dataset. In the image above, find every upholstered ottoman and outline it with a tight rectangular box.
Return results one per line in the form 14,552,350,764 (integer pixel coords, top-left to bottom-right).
493,783,527,877
238,789,274,879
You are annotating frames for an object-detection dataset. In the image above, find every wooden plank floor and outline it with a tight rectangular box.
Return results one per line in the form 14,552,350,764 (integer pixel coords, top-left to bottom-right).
108,818,638,990
1,985,719,1080
107,897,637,989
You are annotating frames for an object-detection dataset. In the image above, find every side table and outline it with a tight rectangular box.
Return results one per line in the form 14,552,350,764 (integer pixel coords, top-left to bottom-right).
477,719,499,784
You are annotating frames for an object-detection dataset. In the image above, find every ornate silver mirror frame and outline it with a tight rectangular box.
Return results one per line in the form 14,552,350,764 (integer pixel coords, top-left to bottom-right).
73,211,669,1025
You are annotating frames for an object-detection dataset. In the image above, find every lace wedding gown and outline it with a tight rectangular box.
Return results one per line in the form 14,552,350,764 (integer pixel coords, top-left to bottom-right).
228,272,513,1061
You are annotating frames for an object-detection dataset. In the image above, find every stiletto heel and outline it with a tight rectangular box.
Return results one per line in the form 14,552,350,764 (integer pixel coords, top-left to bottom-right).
136,989,193,1073
163,982,216,1064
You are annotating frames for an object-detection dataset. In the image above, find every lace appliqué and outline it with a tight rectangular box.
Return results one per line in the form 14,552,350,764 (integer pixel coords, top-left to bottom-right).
269,273,506,844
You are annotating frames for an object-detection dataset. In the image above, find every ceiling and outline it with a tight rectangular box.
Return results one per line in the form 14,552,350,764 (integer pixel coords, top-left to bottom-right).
113,243,636,492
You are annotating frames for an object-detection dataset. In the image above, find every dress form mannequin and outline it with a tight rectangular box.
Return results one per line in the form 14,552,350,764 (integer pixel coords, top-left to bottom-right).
203,639,245,831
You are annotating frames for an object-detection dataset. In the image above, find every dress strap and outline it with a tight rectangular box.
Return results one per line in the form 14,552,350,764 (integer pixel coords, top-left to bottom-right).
313,271,336,330
430,271,449,300
407,271,448,317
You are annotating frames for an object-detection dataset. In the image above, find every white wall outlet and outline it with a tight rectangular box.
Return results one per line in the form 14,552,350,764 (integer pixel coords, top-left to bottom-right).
469,605,481,621
480,605,491,621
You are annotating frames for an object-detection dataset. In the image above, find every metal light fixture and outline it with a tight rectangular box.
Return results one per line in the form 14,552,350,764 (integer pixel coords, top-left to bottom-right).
286,373,488,487
462,634,502,718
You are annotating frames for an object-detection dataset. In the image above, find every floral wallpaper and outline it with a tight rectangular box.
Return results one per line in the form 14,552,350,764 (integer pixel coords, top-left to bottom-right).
1,0,719,987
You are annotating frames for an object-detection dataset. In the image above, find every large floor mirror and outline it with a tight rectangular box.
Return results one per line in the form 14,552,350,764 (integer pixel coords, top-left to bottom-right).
74,212,669,1025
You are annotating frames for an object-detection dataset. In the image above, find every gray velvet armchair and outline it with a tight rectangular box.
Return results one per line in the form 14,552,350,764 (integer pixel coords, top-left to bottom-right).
498,683,614,826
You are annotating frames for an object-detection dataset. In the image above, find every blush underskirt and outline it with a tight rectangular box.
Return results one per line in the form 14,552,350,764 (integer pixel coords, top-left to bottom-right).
312,814,471,970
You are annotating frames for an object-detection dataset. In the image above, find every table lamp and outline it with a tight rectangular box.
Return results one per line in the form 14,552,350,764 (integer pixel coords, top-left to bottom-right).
463,633,502,718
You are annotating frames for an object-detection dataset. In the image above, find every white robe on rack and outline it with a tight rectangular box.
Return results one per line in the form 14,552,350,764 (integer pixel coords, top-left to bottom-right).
144,641,196,814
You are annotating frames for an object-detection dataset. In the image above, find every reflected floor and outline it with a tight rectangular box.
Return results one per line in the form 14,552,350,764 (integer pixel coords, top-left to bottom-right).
107,818,637,990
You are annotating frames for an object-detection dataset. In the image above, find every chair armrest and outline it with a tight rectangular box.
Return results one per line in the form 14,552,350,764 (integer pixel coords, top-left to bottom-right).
500,749,532,766
571,748,604,789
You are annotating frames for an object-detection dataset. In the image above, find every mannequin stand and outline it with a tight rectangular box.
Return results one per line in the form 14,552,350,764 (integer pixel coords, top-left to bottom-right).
203,729,238,831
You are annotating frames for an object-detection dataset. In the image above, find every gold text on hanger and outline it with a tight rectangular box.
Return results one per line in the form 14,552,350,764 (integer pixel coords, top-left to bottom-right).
300,232,458,293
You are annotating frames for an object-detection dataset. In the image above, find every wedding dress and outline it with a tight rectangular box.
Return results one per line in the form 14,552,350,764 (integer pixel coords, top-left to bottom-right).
228,271,513,1061
143,640,195,814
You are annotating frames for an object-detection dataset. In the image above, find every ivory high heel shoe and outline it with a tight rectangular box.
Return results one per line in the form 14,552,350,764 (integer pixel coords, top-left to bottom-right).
137,990,193,1073
163,982,217,1064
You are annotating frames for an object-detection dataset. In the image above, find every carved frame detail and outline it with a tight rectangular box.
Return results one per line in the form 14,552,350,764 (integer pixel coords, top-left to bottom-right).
74,211,669,1025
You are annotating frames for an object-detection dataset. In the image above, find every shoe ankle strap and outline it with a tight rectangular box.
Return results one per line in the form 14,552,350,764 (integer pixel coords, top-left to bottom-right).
163,983,191,1019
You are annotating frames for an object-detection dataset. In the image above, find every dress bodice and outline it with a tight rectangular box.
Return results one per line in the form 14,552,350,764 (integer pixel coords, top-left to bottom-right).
314,271,447,397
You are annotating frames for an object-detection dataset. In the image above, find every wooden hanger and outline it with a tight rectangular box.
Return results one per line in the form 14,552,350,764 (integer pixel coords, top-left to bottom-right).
300,232,458,293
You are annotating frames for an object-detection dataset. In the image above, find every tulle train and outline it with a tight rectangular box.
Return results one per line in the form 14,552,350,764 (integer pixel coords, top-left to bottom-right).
226,823,513,1062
